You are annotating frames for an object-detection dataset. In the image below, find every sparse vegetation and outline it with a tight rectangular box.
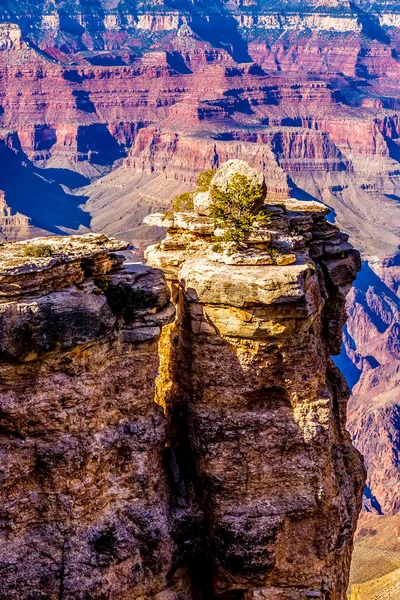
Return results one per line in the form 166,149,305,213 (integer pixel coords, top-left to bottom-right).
172,192,194,211
307,262,317,273
171,168,217,212
211,242,223,253
196,168,216,192
209,173,271,250
23,244,55,258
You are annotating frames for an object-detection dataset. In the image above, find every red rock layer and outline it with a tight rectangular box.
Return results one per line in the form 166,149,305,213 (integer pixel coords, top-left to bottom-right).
346,258,400,515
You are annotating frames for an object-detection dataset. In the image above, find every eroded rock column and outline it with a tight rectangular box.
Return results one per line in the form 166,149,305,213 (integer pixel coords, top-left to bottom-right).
0,235,177,599
145,161,366,599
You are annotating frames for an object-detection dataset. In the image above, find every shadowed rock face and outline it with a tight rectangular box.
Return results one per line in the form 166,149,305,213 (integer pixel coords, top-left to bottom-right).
344,259,400,516
0,168,364,598
0,234,178,599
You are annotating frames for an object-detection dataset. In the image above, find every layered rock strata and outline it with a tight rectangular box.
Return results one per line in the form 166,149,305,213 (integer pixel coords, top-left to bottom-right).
0,190,30,240
0,163,365,599
144,162,366,599
0,234,178,599
344,258,400,515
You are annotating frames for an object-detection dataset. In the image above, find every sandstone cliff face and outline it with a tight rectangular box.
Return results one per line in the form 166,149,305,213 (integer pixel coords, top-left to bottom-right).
144,161,365,599
0,234,179,599
0,163,364,599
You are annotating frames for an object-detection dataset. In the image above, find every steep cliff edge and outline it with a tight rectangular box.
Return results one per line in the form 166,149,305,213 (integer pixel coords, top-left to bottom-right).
0,234,179,599
0,163,365,599
144,161,366,599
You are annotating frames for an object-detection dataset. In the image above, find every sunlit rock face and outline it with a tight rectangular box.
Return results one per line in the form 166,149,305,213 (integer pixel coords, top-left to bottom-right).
145,161,366,599
0,164,364,599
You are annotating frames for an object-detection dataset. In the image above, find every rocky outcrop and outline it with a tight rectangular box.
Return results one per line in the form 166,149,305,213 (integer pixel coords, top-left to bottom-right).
0,190,30,240
0,163,365,599
144,161,365,599
0,234,178,599
0,23,24,51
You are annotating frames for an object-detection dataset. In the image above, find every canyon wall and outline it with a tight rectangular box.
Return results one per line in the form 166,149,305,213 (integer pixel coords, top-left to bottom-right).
1,13,400,255
345,258,400,515
0,164,365,599
0,0,398,540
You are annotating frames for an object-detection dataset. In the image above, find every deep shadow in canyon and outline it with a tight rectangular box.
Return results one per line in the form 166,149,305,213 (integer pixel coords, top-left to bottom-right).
0,157,91,234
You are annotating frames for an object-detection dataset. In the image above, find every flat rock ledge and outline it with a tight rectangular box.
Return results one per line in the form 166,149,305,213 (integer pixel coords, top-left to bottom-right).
0,232,175,359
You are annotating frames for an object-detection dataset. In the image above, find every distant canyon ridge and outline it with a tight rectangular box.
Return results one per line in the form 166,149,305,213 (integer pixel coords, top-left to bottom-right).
0,0,399,530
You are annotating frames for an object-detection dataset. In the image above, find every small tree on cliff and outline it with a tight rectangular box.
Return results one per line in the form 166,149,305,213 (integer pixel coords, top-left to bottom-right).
196,169,216,192
172,169,216,211
209,173,271,249
172,191,194,211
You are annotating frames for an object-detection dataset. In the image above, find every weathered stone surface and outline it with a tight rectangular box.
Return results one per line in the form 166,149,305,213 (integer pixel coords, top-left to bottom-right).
146,161,365,599
0,234,127,297
0,234,178,600
181,258,314,308
0,170,365,598
193,191,212,217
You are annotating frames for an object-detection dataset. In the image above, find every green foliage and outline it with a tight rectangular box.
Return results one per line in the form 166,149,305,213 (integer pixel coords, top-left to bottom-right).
209,173,271,249
196,169,216,192
211,242,223,253
171,169,216,212
94,275,110,294
307,262,317,273
95,276,156,322
23,244,54,258
172,192,194,212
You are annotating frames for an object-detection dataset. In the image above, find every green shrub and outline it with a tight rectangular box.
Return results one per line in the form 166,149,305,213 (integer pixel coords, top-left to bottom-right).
209,173,271,249
307,262,317,273
196,168,216,192
211,242,223,253
23,244,55,258
172,192,194,211
171,169,216,212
